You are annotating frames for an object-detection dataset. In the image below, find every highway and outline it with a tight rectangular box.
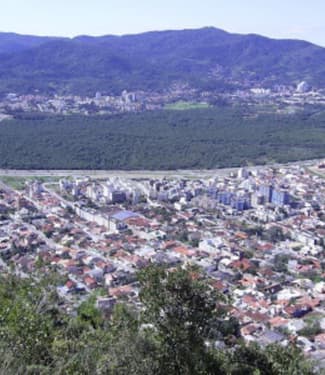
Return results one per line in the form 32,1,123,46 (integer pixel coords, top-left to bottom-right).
0,159,321,179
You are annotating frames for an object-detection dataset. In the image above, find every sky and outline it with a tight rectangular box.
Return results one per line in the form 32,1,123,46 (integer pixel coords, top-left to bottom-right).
1,0,325,46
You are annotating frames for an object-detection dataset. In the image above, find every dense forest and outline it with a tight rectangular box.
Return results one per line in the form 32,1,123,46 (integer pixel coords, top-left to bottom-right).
0,265,318,374
0,27,325,95
0,108,324,170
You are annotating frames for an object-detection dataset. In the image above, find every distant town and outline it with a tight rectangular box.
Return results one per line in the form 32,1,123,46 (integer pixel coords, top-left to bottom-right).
1,81,325,120
0,160,324,366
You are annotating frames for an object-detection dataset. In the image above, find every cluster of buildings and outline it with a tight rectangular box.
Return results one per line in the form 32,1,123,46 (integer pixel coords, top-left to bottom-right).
0,162,324,366
227,82,325,113
1,80,325,120
0,90,142,117
0,84,197,118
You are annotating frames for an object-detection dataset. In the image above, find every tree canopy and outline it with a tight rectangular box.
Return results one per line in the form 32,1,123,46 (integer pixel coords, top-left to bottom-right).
0,108,324,170
0,266,319,374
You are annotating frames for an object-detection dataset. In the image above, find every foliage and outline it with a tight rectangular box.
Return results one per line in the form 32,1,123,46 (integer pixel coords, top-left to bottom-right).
0,32,62,55
0,28,325,95
137,265,231,374
223,343,316,375
0,107,325,170
0,267,318,374
273,254,290,273
298,322,322,339
262,227,287,243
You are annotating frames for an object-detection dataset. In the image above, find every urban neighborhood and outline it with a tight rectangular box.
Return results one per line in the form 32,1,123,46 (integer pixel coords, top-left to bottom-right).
0,161,324,367
1,80,325,120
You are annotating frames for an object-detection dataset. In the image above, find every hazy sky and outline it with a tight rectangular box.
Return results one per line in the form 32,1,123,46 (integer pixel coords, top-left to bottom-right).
1,0,325,46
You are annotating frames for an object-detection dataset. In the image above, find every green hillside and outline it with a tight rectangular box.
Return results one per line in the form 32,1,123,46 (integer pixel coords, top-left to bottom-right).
0,28,324,95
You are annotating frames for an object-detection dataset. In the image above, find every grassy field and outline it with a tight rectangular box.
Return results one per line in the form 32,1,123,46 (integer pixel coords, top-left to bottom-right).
306,167,325,180
0,176,62,190
164,101,211,110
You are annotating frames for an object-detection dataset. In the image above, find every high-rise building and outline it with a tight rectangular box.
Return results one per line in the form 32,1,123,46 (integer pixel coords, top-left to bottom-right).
271,189,290,206
259,185,273,203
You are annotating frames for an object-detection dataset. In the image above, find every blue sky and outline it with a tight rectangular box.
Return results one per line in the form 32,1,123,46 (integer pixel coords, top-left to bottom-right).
1,0,325,46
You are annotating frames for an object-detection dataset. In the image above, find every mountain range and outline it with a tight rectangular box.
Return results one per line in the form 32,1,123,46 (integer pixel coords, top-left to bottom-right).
0,27,324,95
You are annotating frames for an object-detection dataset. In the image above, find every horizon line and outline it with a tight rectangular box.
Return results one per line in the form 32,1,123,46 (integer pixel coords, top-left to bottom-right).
0,26,323,48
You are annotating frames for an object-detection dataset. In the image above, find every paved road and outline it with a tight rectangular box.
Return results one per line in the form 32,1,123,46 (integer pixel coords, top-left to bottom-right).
0,159,321,179
0,168,235,179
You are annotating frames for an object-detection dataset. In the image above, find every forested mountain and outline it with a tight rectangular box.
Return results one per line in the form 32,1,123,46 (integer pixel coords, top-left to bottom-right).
0,27,324,95
0,32,63,54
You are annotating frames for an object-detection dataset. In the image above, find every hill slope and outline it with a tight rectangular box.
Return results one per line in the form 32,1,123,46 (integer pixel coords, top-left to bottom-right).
0,27,324,94
0,32,64,54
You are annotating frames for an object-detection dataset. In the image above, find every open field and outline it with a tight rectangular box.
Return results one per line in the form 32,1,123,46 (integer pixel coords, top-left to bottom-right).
0,175,63,190
164,101,211,110
307,166,325,179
